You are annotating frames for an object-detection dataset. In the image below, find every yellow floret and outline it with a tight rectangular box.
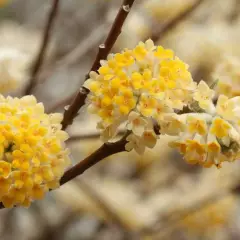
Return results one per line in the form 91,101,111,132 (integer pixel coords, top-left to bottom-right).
210,117,231,138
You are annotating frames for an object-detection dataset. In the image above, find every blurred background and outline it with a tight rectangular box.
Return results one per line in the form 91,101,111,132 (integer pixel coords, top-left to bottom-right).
0,0,240,239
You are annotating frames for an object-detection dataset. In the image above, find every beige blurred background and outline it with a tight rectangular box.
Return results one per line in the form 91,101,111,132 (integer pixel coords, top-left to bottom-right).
0,0,240,239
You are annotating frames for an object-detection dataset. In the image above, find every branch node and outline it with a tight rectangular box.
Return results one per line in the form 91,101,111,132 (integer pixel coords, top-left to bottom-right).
99,43,106,49
64,105,69,111
122,5,130,12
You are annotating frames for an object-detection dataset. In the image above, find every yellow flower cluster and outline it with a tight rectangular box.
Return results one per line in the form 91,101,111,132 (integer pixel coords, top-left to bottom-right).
84,39,195,154
0,95,70,208
169,80,240,168
213,56,240,98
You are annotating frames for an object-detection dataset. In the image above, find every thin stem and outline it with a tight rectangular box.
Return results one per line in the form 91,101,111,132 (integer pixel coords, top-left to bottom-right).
37,22,108,92
61,0,136,130
60,133,129,185
66,130,126,143
66,132,102,143
24,0,61,95
150,0,204,43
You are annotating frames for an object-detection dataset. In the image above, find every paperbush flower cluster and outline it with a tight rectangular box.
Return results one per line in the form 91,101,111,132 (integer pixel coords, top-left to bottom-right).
169,81,240,168
85,39,240,169
84,39,196,154
0,95,70,208
213,56,240,98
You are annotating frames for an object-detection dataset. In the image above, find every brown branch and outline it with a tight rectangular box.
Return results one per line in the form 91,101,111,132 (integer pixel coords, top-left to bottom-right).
150,0,204,43
60,133,129,185
66,130,125,143
66,132,107,143
24,0,61,95
61,0,136,130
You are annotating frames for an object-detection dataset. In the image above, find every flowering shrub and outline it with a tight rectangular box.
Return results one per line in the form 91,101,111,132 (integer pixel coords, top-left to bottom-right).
84,39,196,154
0,95,70,208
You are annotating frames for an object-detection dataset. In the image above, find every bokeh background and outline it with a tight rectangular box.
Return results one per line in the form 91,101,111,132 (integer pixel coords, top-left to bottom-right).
0,0,240,239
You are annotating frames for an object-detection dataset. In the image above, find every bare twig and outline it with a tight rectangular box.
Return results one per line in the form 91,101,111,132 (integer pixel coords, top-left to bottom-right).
37,23,108,91
60,132,129,185
66,132,105,143
66,130,125,143
150,0,204,43
61,0,136,130
55,24,107,68
24,0,61,95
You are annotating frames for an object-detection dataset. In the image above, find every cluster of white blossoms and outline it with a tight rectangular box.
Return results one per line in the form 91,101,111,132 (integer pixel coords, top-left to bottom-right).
84,39,196,154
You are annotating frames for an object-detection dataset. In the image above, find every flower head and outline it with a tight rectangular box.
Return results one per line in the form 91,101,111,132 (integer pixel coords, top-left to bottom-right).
84,39,195,154
169,93,240,168
0,95,70,208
